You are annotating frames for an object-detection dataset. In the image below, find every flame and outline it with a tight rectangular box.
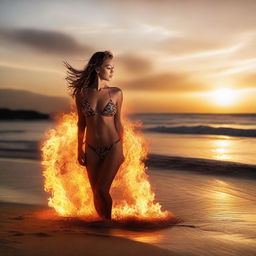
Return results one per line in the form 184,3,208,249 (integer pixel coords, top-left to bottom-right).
40,112,176,223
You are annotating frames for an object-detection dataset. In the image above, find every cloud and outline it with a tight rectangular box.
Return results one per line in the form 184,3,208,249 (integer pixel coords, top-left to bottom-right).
0,27,93,55
120,72,207,92
237,73,256,88
206,57,256,78
115,53,153,74
154,32,254,63
155,37,225,55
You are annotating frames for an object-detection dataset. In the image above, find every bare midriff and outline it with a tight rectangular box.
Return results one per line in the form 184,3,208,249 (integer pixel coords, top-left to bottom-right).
84,115,119,146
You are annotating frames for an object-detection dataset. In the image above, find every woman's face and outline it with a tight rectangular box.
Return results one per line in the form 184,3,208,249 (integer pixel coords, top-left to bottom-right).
96,58,114,81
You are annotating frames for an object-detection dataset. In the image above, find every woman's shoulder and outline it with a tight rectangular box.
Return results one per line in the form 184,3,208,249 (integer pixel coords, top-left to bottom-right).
109,86,122,94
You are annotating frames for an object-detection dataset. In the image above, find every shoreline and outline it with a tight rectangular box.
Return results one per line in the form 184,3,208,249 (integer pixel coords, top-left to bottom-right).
0,152,255,179
146,153,256,179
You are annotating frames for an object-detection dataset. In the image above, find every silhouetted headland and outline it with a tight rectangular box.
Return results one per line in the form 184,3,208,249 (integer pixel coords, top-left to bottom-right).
0,108,51,120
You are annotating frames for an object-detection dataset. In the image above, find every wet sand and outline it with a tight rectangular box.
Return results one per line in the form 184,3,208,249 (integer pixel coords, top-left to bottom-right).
0,158,256,255
0,202,174,256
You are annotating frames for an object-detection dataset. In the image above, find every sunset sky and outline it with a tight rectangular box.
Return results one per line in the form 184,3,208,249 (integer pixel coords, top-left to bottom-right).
0,0,256,113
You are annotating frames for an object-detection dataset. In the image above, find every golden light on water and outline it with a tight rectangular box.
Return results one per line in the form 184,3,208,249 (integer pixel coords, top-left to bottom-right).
212,138,232,161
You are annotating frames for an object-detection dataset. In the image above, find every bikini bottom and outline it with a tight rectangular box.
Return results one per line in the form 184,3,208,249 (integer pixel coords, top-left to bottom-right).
85,138,121,160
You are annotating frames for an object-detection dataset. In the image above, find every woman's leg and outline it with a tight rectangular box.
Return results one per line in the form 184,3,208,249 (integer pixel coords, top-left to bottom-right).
94,140,125,220
84,144,104,217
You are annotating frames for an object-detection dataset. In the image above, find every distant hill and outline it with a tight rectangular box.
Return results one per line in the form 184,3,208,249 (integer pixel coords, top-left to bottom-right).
0,88,71,114
0,108,51,120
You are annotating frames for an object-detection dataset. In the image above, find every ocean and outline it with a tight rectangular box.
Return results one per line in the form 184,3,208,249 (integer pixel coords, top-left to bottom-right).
1,113,256,164
132,113,256,164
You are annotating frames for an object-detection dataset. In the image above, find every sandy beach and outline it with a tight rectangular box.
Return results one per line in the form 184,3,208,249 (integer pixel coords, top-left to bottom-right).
0,202,175,256
1,157,256,256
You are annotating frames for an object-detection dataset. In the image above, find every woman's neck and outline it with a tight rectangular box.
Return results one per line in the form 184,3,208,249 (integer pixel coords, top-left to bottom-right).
90,79,108,91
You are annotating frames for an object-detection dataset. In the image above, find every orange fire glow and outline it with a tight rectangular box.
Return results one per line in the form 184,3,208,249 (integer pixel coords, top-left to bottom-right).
40,112,176,223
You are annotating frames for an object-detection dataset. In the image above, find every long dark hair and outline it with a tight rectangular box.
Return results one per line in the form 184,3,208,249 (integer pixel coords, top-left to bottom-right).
64,50,113,99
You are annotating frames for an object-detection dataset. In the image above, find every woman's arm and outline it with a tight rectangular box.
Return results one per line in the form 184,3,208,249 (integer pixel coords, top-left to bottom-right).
75,96,86,152
114,88,124,142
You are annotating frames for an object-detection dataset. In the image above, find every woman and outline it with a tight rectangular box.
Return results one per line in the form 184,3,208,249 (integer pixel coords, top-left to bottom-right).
64,51,125,222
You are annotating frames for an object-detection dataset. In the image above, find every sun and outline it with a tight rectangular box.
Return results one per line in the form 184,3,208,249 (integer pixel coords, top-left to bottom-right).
210,88,237,106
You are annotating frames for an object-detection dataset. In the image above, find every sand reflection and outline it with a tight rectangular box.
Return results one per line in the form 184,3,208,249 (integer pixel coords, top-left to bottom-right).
208,178,256,222
109,229,164,244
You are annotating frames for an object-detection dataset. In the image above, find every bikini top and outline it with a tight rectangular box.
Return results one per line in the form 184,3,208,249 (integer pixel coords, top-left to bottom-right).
82,86,117,117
